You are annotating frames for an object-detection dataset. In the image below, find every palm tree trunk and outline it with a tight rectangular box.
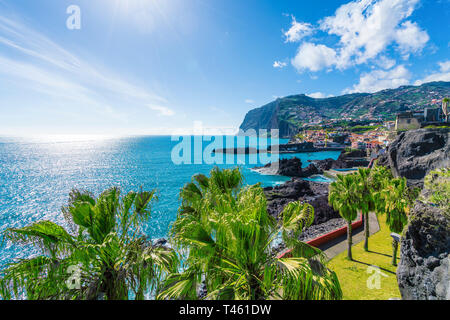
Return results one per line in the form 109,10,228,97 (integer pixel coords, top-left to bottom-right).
364,212,369,252
392,239,399,266
347,221,353,261
249,276,264,300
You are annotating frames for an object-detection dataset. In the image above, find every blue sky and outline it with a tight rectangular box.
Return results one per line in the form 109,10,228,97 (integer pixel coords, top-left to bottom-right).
0,0,449,135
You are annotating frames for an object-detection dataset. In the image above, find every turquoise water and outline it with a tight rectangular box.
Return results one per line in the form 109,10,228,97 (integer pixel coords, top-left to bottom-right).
303,175,334,183
0,136,340,265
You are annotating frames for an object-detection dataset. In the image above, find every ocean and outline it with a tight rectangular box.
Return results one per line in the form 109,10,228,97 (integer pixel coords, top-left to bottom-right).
0,135,341,266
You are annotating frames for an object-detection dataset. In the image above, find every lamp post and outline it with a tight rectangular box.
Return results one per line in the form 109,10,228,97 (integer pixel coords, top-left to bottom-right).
390,232,401,266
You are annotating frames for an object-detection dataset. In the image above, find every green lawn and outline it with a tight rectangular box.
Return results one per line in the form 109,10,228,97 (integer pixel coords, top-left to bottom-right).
327,215,401,300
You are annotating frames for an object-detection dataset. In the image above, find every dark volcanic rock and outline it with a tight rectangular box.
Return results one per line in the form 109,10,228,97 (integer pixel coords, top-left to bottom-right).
381,128,450,187
213,147,259,154
152,238,172,250
271,217,346,254
313,158,348,170
340,149,366,158
312,149,370,171
254,157,320,178
277,157,304,177
264,179,339,225
337,150,370,167
397,201,450,300
301,163,321,177
298,218,346,242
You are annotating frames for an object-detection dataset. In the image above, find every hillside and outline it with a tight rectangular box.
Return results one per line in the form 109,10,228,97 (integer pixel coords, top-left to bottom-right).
239,81,450,138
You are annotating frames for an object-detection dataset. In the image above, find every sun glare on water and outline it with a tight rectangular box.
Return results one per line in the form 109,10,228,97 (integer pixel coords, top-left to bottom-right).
20,134,119,143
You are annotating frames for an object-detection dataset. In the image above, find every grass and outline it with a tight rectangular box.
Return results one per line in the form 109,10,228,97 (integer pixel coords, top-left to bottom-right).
327,215,401,300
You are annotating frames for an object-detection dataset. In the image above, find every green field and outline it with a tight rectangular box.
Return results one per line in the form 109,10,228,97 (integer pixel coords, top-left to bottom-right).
327,215,401,300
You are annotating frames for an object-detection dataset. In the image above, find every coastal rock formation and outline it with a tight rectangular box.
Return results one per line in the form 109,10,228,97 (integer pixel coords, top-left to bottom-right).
378,128,450,186
312,158,347,170
152,238,168,247
254,157,320,178
264,179,339,225
397,201,450,300
312,149,369,170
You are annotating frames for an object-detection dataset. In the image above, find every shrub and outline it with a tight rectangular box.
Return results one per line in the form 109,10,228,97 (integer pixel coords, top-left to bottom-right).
424,168,450,218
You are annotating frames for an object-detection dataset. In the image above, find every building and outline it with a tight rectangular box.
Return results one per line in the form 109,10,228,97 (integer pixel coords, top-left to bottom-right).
384,121,395,130
424,108,441,122
395,112,421,131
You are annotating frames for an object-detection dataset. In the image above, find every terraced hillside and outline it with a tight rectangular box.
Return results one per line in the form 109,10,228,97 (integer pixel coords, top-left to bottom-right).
239,81,450,138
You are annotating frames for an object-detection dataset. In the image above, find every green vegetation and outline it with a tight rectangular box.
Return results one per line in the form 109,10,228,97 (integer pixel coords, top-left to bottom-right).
0,165,434,300
423,125,450,129
329,167,417,267
349,125,381,133
423,168,450,218
240,82,450,138
344,147,360,153
328,175,359,260
375,178,419,266
327,216,401,300
158,168,342,300
357,166,393,252
0,188,178,300
328,167,393,259
0,168,344,300
354,168,373,252
442,97,449,122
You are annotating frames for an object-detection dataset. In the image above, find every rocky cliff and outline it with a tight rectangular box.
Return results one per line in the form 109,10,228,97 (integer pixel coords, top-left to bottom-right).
378,128,450,187
397,201,450,300
240,82,450,138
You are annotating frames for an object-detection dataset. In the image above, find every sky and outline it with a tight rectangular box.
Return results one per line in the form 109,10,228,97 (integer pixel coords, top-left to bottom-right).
0,0,449,136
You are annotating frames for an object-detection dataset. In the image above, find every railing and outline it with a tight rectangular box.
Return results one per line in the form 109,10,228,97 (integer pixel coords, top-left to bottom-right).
277,213,364,259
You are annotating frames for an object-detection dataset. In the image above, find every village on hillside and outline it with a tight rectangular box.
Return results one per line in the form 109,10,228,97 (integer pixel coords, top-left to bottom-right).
286,98,449,157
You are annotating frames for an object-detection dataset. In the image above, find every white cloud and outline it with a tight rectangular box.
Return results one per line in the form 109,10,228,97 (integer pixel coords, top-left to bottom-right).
307,92,326,99
291,42,337,72
148,105,175,116
394,21,429,55
283,16,314,43
414,60,450,85
344,65,411,93
245,99,255,104
439,61,450,73
377,56,396,70
273,61,287,68
291,0,428,73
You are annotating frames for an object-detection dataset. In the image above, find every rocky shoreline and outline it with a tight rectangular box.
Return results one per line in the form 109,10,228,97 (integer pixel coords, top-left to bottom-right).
253,157,320,177
252,149,370,248
156,149,371,257
253,149,369,179
264,179,339,224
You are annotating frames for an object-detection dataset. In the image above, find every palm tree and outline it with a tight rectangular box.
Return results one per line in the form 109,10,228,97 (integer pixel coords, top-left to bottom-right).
376,178,419,266
442,97,449,122
354,166,393,252
328,174,359,261
0,187,178,300
354,168,372,252
158,167,342,300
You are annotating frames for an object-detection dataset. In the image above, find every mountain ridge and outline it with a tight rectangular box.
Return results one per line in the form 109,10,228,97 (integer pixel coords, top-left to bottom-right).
239,81,450,138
